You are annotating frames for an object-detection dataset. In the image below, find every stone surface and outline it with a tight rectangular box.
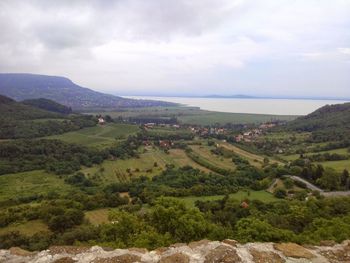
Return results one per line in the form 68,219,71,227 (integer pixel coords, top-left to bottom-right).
9,247,35,257
53,257,77,263
204,245,241,263
320,243,350,262
93,254,141,263
49,246,91,255
250,249,285,263
274,243,315,259
222,239,239,247
159,253,190,263
1,240,350,262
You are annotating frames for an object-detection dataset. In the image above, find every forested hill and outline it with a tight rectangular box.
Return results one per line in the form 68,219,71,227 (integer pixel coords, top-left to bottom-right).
0,94,96,139
0,73,175,110
284,102,350,141
22,98,72,114
0,94,61,120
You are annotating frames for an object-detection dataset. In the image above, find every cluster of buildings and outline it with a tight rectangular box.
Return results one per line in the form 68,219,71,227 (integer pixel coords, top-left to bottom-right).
190,127,227,136
234,123,276,143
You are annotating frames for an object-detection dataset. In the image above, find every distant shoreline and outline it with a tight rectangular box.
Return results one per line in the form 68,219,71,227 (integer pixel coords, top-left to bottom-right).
118,94,350,101
122,96,349,115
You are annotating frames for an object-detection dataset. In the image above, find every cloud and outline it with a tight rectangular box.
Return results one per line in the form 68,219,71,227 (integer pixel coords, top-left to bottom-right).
0,0,349,97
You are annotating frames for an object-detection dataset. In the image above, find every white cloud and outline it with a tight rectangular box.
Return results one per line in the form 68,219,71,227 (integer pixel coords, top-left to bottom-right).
0,0,349,97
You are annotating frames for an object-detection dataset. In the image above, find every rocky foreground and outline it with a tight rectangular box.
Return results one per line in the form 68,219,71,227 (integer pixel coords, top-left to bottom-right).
1,240,350,263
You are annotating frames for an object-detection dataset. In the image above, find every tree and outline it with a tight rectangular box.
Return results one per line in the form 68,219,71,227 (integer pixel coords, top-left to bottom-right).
274,188,287,199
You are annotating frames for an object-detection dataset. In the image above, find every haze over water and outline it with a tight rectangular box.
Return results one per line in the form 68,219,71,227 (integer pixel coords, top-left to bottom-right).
126,96,349,115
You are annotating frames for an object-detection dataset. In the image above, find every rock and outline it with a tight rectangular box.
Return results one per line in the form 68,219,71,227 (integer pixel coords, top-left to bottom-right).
159,253,190,263
9,247,35,257
169,243,187,248
222,239,239,247
204,245,241,263
188,239,211,249
274,243,315,259
320,240,337,246
53,257,77,263
49,246,91,255
93,254,141,263
128,248,148,254
154,247,168,255
250,249,285,263
320,242,350,262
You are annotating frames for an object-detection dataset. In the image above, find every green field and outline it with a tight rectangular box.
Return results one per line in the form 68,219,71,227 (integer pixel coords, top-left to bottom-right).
85,208,112,225
82,147,212,184
46,123,140,148
178,111,298,125
190,144,236,171
88,107,298,125
316,160,350,172
280,148,350,162
0,170,73,202
176,190,278,208
0,220,49,236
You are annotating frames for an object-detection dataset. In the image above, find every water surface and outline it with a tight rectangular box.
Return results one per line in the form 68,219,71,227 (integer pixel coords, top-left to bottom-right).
125,96,348,115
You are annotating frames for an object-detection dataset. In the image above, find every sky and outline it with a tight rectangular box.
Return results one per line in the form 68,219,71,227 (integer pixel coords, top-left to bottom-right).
0,0,349,98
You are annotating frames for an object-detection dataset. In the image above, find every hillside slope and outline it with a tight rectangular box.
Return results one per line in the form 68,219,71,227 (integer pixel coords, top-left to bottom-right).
22,98,72,114
0,95,61,120
0,73,175,110
0,95,96,139
284,102,350,141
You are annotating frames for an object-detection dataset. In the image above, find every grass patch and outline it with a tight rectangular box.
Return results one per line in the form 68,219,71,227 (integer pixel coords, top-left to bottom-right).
0,170,73,202
176,190,278,208
0,220,49,236
46,123,140,148
85,208,111,225
87,107,297,126
316,160,350,172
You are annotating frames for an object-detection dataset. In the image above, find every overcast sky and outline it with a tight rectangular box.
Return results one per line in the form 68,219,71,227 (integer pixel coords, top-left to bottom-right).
0,0,349,97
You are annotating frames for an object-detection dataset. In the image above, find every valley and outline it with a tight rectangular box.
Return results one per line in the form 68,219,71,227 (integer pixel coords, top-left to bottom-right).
0,91,350,252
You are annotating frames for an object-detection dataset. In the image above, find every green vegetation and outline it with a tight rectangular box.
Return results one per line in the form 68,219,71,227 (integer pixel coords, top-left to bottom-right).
1,97,350,251
91,106,297,126
176,190,278,208
47,123,140,148
0,170,73,202
0,94,97,139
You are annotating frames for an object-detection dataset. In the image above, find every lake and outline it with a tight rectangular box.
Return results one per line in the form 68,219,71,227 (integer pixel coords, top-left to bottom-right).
125,96,349,115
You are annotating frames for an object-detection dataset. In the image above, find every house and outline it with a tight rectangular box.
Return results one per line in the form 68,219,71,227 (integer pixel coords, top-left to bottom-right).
240,201,249,209
98,117,105,125
159,140,172,148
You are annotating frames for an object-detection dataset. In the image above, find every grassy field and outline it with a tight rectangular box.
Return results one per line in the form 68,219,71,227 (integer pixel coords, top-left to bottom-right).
85,208,112,225
88,107,298,126
176,190,278,208
280,148,350,162
178,111,298,125
82,146,214,184
0,220,49,236
190,144,235,171
0,170,73,202
316,160,350,172
46,123,140,148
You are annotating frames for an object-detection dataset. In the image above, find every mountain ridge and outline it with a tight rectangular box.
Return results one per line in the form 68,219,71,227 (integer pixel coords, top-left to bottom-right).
0,73,176,110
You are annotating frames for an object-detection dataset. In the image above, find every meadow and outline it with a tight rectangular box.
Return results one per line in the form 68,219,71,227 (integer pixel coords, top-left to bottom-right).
175,190,278,208
88,107,298,125
46,123,140,148
0,170,73,202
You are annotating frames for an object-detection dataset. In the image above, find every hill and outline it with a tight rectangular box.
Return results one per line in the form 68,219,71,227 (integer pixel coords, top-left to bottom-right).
0,73,175,110
22,98,72,114
284,102,350,141
0,94,96,139
0,95,61,120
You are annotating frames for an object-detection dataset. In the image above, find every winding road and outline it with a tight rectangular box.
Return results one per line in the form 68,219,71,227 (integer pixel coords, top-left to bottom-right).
283,175,350,197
